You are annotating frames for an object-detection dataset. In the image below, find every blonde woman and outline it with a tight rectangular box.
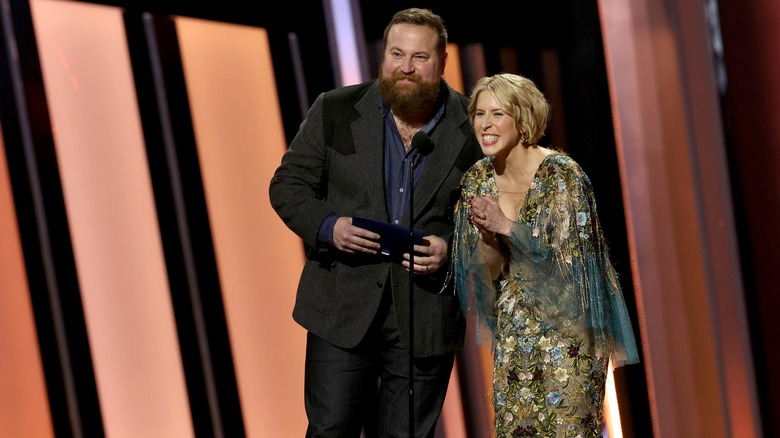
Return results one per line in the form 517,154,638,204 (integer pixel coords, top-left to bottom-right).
453,73,639,437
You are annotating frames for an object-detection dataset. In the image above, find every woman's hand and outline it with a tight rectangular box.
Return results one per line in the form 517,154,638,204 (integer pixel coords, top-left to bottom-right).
468,195,513,237
468,195,510,280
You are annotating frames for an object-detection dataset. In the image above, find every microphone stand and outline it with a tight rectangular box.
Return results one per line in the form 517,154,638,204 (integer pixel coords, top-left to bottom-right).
407,147,416,438
407,131,431,438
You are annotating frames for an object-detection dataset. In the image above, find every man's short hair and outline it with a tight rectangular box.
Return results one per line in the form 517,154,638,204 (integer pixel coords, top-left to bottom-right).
382,8,448,56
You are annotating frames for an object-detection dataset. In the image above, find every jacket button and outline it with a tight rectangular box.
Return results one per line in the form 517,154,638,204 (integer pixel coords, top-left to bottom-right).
377,281,383,288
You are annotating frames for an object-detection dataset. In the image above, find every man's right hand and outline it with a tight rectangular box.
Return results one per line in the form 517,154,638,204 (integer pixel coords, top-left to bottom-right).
332,217,381,254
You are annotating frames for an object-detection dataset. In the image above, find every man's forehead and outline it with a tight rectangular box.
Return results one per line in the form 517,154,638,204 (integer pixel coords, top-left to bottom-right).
385,24,438,52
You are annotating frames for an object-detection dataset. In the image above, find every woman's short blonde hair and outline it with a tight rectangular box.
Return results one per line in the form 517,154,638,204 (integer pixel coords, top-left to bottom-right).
468,73,550,145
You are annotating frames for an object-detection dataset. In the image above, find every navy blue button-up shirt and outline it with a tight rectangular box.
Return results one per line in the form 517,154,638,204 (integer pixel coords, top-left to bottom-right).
317,85,447,246
382,94,445,226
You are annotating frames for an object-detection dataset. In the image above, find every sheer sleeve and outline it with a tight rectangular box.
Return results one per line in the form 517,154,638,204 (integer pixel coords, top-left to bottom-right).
511,157,639,367
452,159,498,346
453,197,497,346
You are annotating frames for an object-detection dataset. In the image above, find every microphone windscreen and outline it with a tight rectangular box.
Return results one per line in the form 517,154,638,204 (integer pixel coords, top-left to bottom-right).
411,131,433,155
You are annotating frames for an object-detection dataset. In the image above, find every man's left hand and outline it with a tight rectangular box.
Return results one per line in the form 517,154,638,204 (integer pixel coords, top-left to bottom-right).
402,235,447,275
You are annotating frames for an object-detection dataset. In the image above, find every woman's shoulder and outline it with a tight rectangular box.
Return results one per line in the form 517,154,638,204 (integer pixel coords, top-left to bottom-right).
541,151,589,184
459,157,496,199
471,155,493,170
461,157,493,182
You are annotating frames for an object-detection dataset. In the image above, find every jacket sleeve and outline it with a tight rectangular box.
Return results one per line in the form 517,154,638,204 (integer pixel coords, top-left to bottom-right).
269,93,334,249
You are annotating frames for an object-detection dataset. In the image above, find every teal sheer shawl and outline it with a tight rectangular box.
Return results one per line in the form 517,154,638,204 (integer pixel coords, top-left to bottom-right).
452,154,639,367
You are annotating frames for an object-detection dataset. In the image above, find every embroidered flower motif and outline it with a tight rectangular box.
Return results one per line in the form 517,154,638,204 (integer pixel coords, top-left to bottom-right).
511,313,525,328
538,336,553,351
576,211,588,226
520,338,534,353
554,367,570,383
546,391,563,406
512,425,537,437
581,413,595,427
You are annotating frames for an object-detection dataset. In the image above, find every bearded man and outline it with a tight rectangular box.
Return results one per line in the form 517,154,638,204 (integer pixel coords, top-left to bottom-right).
269,8,482,437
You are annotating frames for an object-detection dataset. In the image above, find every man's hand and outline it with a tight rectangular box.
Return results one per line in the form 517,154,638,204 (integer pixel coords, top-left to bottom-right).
332,217,381,254
402,235,447,274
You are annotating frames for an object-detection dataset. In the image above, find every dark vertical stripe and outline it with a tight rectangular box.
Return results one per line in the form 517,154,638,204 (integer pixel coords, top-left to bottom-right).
288,32,310,120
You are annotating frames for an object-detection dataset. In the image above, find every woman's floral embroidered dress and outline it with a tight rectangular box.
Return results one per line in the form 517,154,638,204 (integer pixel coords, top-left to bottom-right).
453,154,639,438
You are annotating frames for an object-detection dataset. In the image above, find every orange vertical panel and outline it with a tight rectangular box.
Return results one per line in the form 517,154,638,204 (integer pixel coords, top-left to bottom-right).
30,1,194,437
175,18,307,437
597,0,756,435
443,43,464,94
437,42,470,438
0,124,55,437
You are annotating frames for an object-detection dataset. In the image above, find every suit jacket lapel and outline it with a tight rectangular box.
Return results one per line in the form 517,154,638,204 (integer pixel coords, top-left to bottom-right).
408,86,469,223
351,82,389,221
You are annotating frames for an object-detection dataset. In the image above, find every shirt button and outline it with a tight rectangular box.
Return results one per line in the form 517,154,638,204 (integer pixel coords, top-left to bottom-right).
394,220,400,224
399,188,404,193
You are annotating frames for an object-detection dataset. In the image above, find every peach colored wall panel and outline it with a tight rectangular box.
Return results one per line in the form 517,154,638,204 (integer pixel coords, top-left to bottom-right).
30,1,194,436
597,0,759,435
175,17,307,437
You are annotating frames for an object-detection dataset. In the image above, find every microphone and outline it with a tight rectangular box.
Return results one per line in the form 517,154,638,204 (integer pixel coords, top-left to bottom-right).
410,131,434,156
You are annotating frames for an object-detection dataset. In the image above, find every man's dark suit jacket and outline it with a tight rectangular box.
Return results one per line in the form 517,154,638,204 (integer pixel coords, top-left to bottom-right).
269,80,482,357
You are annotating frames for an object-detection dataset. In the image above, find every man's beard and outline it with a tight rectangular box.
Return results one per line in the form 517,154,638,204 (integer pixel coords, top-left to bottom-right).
379,69,441,119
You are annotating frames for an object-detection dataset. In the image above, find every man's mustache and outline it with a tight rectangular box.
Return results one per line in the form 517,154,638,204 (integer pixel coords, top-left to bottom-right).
391,72,422,83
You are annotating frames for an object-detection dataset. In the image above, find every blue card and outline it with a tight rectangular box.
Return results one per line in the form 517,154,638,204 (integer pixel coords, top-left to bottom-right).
352,217,423,259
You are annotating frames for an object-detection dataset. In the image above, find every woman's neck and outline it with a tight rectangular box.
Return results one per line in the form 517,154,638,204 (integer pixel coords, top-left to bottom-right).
494,145,550,185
